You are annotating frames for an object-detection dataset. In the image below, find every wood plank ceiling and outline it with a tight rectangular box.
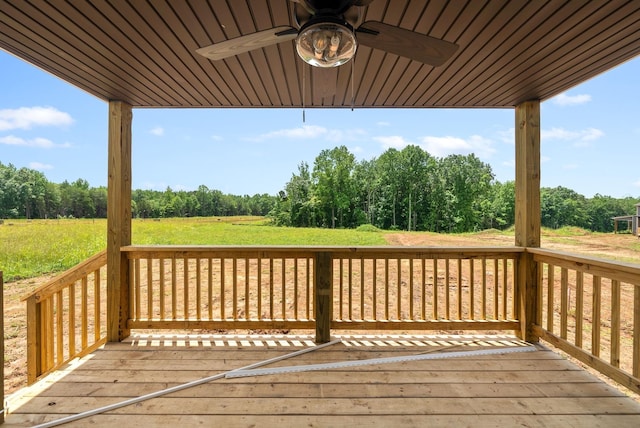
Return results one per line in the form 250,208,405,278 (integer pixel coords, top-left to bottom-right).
1,0,639,108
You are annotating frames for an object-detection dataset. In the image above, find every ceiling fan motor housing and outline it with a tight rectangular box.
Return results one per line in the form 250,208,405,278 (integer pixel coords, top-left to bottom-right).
295,15,357,67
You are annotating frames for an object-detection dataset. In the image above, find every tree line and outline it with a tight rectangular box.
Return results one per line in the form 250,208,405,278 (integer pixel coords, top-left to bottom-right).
0,162,275,219
268,145,638,233
1,154,637,233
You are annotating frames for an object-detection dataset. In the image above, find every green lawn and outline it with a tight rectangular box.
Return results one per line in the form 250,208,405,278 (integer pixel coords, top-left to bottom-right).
0,217,387,281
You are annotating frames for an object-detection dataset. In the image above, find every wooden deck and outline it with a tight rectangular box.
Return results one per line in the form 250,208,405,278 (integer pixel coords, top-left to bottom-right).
5,334,640,427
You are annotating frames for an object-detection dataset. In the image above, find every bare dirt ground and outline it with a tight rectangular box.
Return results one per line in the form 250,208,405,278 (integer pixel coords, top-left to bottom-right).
4,231,640,397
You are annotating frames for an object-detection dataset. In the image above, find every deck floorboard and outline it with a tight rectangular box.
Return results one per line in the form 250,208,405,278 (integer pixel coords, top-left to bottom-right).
5,334,640,427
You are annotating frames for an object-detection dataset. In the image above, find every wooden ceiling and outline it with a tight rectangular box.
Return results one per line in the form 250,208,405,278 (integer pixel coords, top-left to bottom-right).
1,0,639,108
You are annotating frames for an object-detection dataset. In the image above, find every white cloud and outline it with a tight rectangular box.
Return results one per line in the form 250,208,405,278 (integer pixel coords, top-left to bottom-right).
373,135,415,149
29,162,53,170
498,128,515,144
0,106,73,131
551,92,592,106
634,179,640,188
0,135,71,148
150,127,165,136
211,135,223,141
250,124,328,142
377,121,391,127
248,125,366,143
542,127,604,147
421,134,495,158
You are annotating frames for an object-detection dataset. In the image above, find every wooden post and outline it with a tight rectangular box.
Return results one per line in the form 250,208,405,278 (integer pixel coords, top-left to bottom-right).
1,271,3,423
314,252,332,343
515,100,541,342
107,101,132,342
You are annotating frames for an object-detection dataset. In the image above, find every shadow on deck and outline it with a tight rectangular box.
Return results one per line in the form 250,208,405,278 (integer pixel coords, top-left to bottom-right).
5,334,640,427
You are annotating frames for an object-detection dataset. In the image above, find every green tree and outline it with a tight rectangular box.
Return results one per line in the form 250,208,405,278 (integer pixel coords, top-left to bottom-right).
312,146,356,228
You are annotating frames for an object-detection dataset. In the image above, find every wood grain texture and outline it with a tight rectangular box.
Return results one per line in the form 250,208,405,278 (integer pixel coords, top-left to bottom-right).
6,334,640,427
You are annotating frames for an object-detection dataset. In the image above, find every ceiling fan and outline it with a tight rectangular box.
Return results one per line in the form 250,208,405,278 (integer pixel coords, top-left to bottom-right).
196,0,459,69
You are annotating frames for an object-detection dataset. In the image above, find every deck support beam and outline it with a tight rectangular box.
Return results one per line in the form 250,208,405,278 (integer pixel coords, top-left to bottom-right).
515,100,541,342
107,101,132,342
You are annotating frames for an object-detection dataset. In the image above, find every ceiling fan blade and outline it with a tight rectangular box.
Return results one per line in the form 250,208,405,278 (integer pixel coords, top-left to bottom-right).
356,21,458,66
196,26,297,61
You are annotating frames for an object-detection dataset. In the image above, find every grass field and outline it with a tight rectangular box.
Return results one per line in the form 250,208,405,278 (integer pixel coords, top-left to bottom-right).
0,216,389,282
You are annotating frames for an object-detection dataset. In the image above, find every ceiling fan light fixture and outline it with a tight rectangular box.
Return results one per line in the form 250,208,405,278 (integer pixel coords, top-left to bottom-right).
295,19,357,68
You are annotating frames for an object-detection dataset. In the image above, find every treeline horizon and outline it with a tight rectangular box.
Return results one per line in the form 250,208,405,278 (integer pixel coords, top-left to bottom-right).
1,153,638,234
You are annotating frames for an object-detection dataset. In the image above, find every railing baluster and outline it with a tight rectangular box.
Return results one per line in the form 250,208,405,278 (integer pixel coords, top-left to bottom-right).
561,267,568,340
147,258,153,320
421,258,427,320
575,271,584,348
634,284,640,378
158,258,166,321
196,258,202,320
384,258,389,320
269,259,273,319
546,264,555,332
206,258,213,320
81,277,88,349
397,259,402,319
339,259,344,320
592,275,601,358
68,283,76,357
234,257,239,320
373,259,377,319
134,259,141,321
611,279,621,367
221,258,226,319
170,258,176,320
245,258,250,319
360,258,365,320
445,259,450,320
56,291,63,365
348,258,353,320
294,258,299,320
183,258,189,319
481,259,487,320
469,259,475,320
457,259,462,320
45,298,54,372
493,259,499,320
409,259,414,320
281,258,286,319
258,257,262,320
502,259,508,319
433,259,438,320
94,269,101,343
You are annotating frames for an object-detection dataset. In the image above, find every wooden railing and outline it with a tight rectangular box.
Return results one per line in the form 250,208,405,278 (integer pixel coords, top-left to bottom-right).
122,246,522,337
530,248,640,395
22,244,640,397
23,251,107,384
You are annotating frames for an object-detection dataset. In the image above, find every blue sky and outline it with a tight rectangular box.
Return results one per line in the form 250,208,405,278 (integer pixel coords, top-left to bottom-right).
1,49,639,198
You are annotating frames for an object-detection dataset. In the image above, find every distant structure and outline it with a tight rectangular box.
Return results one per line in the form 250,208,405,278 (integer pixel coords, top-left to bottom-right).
612,203,640,236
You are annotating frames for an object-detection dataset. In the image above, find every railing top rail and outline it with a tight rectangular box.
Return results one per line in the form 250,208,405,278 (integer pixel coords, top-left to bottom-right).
22,250,107,302
122,245,524,259
527,247,640,285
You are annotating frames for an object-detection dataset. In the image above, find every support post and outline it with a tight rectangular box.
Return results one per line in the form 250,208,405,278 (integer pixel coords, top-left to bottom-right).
314,252,332,343
1,271,3,423
107,101,132,342
515,100,541,342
